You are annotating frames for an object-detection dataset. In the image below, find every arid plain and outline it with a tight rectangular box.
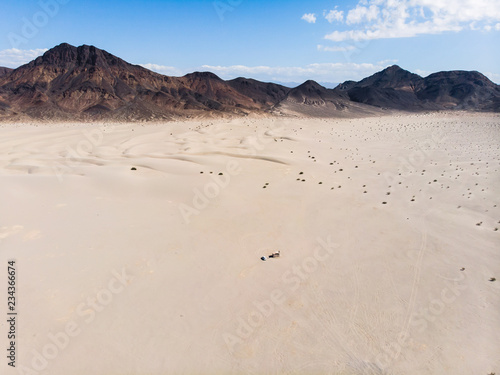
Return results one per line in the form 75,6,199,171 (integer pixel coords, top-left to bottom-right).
1,112,499,375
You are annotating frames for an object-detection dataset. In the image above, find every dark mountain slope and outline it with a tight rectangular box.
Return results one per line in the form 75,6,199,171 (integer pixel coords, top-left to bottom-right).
418,70,500,111
226,77,290,107
0,43,281,120
335,65,500,112
0,67,13,78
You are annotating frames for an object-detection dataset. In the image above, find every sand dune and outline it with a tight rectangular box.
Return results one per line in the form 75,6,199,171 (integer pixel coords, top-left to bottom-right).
0,113,499,374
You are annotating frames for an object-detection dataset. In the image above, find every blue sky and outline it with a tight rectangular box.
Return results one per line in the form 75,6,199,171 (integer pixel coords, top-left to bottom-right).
0,0,499,84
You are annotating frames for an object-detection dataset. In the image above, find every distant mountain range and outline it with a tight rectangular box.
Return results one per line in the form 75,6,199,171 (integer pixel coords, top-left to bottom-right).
336,65,500,112
0,43,498,121
272,81,339,89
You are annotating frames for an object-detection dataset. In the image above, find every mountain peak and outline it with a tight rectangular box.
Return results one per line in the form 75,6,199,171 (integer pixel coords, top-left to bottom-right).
378,65,418,79
383,65,403,73
35,43,77,65
30,43,128,70
299,80,325,89
426,69,494,84
184,71,222,80
53,42,76,50
346,64,423,91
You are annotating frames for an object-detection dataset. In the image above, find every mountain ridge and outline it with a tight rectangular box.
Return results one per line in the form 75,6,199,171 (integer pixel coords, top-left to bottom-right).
335,65,500,111
1,43,499,121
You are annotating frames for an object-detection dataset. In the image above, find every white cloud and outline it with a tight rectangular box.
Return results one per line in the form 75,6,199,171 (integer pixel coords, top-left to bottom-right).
323,0,500,42
301,13,317,23
201,62,385,83
0,48,47,68
324,9,344,23
346,5,379,24
317,44,356,52
139,63,185,76
326,18,461,41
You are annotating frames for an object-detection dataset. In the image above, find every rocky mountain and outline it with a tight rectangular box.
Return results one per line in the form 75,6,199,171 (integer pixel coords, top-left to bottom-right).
0,67,13,78
276,79,384,117
0,44,498,121
0,43,288,121
226,77,289,107
417,70,500,111
285,80,346,106
335,65,500,111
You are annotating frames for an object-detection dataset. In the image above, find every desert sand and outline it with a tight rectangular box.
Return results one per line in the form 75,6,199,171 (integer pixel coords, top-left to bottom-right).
0,112,499,375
